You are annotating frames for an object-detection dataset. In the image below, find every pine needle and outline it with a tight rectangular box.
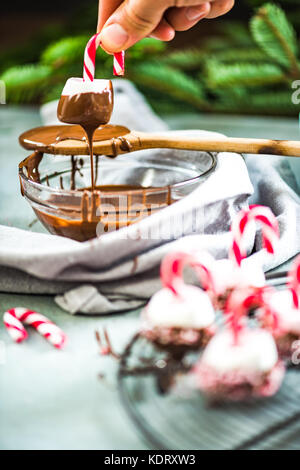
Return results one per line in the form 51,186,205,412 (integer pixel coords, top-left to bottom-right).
130,62,209,110
250,3,299,73
205,60,286,88
41,36,108,69
162,49,206,70
1,64,52,103
211,47,271,64
215,88,300,115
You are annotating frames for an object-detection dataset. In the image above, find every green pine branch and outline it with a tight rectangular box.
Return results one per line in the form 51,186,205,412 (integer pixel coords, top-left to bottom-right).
129,62,210,110
1,64,52,103
125,38,166,60
205,60,286,89
215,89,299,115
41,36,91,68
250,3,299,74
210,47,271,64
248,0,300,6
219,21,256,47
162,49,206,70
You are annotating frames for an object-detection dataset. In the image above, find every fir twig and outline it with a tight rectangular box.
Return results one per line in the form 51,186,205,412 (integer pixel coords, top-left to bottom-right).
130,62,210,110
1,64,52,103
214,89,300,115
162,49,206,70
205,60,286,89
251,3,299,74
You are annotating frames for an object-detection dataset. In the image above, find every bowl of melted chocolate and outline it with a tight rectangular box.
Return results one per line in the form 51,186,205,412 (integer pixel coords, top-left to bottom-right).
19,78,216,241
18,123,217,242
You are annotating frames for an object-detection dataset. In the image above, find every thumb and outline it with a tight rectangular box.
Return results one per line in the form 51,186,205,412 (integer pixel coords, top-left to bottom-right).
99,0,174,53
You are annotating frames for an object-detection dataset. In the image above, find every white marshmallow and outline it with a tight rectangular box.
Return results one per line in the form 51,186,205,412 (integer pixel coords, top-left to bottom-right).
268,290,300,335
201,327,278,374
146,285,215,329
212,259,265,295
61,77,111,96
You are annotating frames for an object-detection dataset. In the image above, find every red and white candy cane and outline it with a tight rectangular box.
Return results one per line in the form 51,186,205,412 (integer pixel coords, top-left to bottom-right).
113,51,125,76
83,33,125,81
225,286,281,343
3,309,28,343
160,250,215,296
287,254,300,309
224,288,253,343
230,204,279,267
225,288,263,343
3,308,67,349
258,287,282,334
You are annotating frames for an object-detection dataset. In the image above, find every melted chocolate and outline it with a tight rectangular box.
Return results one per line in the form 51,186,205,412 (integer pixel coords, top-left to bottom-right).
33,186,171,241
18,82,173,241
57,83,114,191
19,125,130,152
57,86,113,128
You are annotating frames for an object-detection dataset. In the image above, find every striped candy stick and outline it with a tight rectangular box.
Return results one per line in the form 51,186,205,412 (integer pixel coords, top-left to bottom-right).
224,287,270,344
160,250,215,296
3,308,67,349
230,204,279,267
83,34,99,82
191,251,216,294
258,286,283,335
288,254,300,309
113,51,125,76
83,33,125,81
3,309,28,343
160,251,189,296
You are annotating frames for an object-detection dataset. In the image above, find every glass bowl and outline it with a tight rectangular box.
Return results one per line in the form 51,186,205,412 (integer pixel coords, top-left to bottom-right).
19,148,217,242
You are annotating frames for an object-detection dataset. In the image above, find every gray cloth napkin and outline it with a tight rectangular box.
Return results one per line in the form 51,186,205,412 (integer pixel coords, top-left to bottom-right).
0,80,299,314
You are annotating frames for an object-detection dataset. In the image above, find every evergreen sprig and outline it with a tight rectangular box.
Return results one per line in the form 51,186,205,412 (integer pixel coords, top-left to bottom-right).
1,2,299,116
210,47,270,64
205,61,285,88
41,36,91,67
162,49,206,70
129,62,209,110
214,87,297,115
250,3,299,73
2,64,52,103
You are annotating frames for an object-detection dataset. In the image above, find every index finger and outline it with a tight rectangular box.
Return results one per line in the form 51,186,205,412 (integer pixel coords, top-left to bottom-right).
97,0,123,32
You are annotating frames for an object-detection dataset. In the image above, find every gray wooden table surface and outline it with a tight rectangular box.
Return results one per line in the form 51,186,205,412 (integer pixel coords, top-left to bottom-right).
0,105,299,450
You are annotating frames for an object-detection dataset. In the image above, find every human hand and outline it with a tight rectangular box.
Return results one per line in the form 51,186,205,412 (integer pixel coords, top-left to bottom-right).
97,0,235,53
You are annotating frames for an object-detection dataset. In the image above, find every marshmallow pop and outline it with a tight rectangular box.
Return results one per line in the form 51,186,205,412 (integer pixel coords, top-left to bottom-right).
209,205,279,309
193,287,285,401
259,255,300,360
141,251,216,357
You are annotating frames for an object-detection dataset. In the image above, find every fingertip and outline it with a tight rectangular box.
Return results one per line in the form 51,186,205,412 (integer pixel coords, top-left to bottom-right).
167,3,211,32
185,2,211,22
99,23,129,53
150,19,175,42
206,0,234,19
164,28,176,42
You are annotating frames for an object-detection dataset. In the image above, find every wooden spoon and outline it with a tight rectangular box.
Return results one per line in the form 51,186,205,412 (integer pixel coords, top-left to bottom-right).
19,125,300,157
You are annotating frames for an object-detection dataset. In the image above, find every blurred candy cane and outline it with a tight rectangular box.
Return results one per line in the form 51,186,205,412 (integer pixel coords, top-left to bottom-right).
83,34,125,81
288,254,300,308
230,204,279,267
3,309,28,343
3,307,67,349
160,250,215,296
226,286,281,343
225,288,262,343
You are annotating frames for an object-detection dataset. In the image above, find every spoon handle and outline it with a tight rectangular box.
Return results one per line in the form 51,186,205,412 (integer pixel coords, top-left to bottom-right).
127,132,300,158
